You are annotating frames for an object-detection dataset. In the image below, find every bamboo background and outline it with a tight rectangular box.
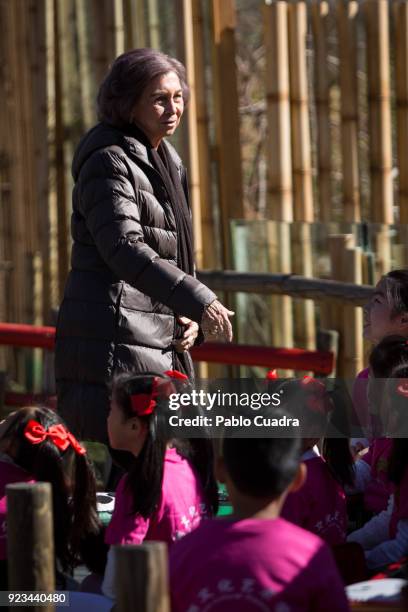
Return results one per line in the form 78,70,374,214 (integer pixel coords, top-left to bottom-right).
1,0,408,385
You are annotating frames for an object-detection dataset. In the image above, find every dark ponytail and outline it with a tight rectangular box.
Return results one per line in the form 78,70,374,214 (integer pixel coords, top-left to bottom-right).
1,407,99,571
112,372,218,519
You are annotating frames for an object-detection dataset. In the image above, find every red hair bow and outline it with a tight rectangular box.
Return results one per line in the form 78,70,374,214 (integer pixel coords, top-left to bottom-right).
397,380,408,398
164,370,189,381
24,420,86,455
301,376,330,415
130,376,177,417
266,369,278,380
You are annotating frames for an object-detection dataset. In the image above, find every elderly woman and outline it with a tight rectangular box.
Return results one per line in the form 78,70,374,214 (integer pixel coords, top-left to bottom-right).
55,48,233,443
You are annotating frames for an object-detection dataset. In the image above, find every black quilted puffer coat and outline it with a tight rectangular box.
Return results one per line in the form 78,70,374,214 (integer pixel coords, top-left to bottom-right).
55,123,216,442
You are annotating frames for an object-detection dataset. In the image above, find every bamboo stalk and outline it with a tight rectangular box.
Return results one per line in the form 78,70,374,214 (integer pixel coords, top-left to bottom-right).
147,0,161,49
192,0,216,269
394,0,408,223
211,0,244,268
177,0,203,269
364,0,393,223
88,0,116,86
113,0,125,56
75,0,95,130
311,0,332,222
287,0,313,223
263,0,293,221
337,0,361,222
53,0,69,302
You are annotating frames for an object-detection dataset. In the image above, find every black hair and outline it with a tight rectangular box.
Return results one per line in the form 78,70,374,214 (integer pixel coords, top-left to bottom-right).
369,334,408,378
222,409,301,499
0,406,99,572
276,379,355,488
386,364,408,484
383,270,408,317
97,48,189,127
111,372,219,519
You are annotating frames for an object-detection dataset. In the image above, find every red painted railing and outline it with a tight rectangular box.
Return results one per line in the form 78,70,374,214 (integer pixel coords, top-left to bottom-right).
0,322,335,407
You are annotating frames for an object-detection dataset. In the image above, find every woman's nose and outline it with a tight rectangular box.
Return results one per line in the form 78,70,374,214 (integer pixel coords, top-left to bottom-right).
167,98,178,115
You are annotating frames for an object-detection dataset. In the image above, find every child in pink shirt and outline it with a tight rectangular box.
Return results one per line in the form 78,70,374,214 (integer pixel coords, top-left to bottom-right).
351,335,408,514
279,378,354,545
170,412,349,612
348,358,408,569
102,370,218,599
353,269,408,444
0,406,98,589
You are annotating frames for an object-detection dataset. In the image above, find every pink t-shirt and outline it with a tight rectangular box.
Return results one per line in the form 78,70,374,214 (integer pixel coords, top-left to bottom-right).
170,517,349,612
105,447,208,546
0,457,35,560
361,437,393,513
352,367,370,431
282,449,347,545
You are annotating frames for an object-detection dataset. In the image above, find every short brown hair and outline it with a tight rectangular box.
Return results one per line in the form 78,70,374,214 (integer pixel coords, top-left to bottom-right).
97,48,189,127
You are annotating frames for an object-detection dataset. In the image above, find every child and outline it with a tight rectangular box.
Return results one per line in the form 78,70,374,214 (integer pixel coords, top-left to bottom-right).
169,410,349,612
102,371,218,598
278,377,354,545
348,364,408,569
350,336,408,515
353,269,408,441
0,406,99,589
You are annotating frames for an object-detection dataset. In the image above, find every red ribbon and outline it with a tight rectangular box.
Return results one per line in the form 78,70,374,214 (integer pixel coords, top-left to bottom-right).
266,369,278,380
164,370,189,381
397,381,408,398
130,375,177,416
301,376,330,415
24,420,86,455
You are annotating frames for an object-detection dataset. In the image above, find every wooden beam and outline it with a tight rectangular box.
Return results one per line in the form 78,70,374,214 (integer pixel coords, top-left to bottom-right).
196,270,374,305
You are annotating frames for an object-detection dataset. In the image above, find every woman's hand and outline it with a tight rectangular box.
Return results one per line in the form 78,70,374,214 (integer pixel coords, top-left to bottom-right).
172,317,199,353
201,300,234,342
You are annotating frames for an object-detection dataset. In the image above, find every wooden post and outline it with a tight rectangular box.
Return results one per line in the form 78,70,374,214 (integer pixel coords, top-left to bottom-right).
326,234,356,377
343,246,364,377
115,543,170,612
113,0,126,56
373,224,392,279
364,0,393,224
263,0,293,221
311,0,332,223
7,483,55,611
394,0,408,223
288,0,313,222
211,0,244,268
337,0,361,222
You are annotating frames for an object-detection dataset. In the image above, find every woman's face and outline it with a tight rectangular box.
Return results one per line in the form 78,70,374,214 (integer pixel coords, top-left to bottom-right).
132,71,184,148
363,278,407,343
107,396,147,456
